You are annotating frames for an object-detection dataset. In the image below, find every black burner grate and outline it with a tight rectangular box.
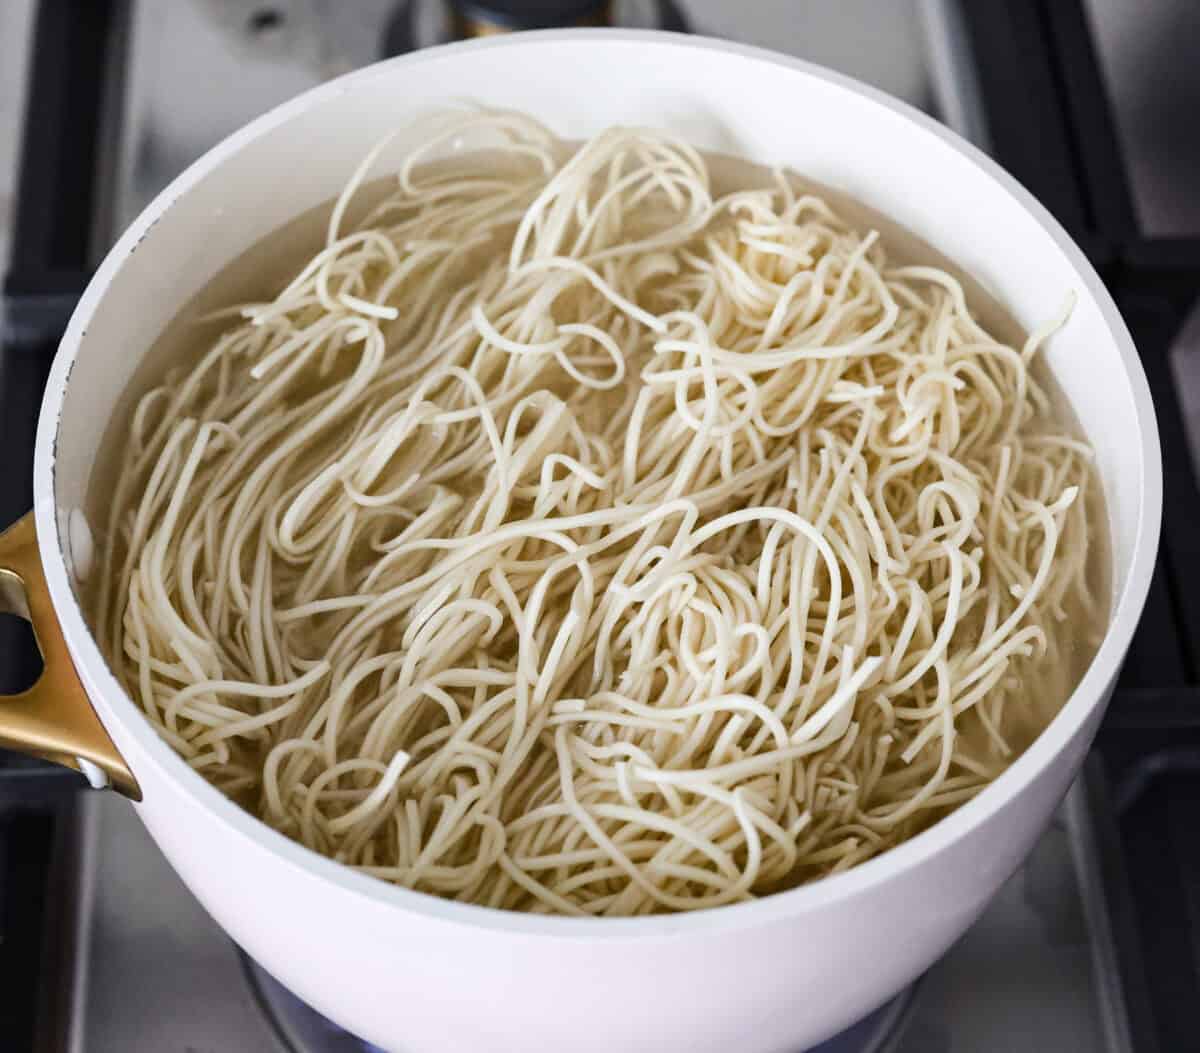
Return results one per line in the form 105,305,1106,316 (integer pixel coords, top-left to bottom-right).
960,3,1200,1050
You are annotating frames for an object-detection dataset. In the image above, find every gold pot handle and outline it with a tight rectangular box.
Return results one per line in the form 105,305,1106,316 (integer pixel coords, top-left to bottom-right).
0,513,140,799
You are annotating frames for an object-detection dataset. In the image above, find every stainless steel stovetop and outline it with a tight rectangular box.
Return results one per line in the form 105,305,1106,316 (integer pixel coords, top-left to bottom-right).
68,785,1120,1052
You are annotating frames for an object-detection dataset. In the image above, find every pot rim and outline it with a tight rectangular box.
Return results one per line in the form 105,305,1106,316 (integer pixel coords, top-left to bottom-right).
34,28,1162,940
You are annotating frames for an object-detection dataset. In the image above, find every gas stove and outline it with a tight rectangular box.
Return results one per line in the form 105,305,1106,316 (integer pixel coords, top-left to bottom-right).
56,784,1112,1052
2,2,1199,1051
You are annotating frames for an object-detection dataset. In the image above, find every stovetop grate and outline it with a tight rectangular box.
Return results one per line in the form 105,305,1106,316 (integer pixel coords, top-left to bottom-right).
960,5,1200,1051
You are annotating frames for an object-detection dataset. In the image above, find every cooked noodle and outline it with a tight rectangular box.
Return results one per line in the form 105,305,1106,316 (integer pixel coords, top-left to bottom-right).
96,111,1098,915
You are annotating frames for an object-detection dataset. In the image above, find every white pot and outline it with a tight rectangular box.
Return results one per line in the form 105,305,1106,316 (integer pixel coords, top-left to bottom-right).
0,30,1160,1053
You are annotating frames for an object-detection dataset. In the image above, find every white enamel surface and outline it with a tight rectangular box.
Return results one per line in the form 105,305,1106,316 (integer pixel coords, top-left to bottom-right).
32,32,1159,1053
67,507,94,582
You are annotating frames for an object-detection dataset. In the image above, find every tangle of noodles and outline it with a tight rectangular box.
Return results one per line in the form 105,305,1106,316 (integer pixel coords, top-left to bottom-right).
95,111,1100,916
